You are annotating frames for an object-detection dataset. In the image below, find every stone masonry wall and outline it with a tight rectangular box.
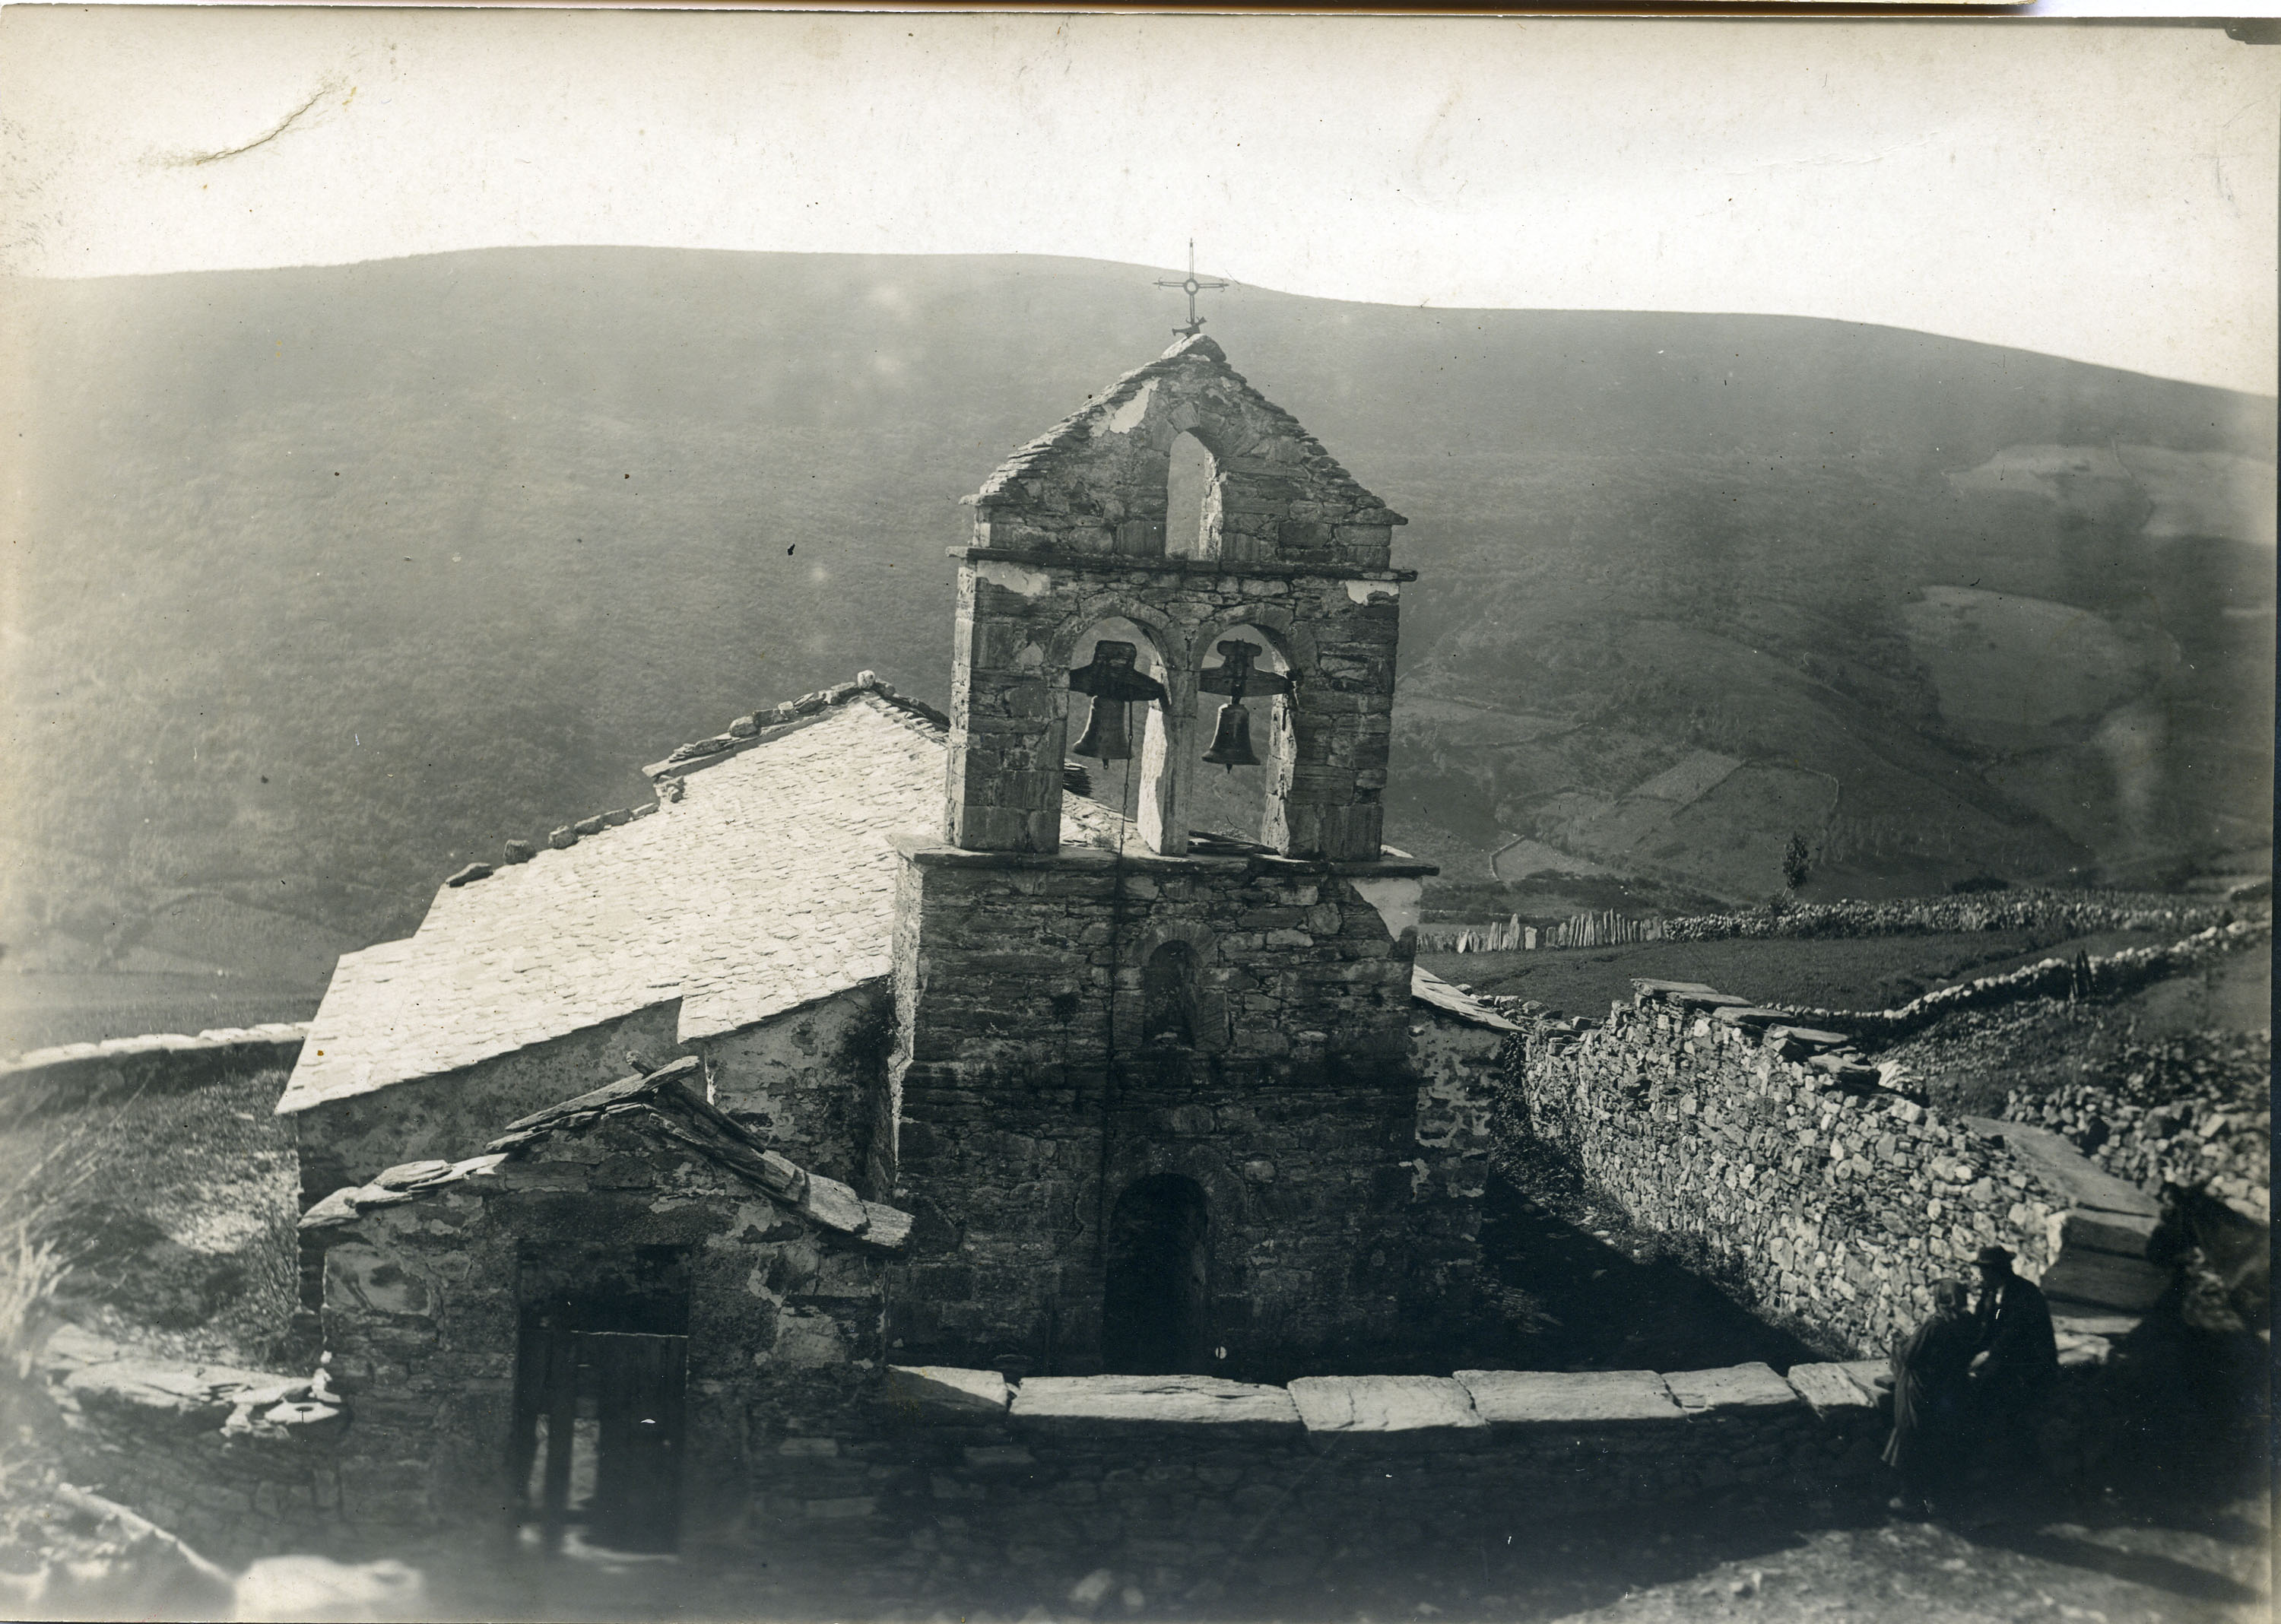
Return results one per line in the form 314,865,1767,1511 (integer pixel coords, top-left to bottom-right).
967,338,1403,570
1503,983,2072,1359
887,839,1467,1377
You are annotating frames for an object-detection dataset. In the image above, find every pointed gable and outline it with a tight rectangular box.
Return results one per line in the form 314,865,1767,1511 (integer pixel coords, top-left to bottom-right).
300,1057,914,1251
966,335,1404,569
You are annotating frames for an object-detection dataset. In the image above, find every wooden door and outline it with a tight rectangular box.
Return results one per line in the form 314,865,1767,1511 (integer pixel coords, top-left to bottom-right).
520,1327,688,1553
582,1331,687,1553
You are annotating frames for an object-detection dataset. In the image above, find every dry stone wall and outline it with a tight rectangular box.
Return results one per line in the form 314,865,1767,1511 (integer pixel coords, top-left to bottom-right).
1502,984,2072,1359
1778,919,2267,1042
2006,1061,2272,1220
0,1025,308,1125
36,1326,345,1566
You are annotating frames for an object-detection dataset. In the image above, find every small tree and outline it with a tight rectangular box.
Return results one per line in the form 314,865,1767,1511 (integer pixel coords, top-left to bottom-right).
1781,831,1813,893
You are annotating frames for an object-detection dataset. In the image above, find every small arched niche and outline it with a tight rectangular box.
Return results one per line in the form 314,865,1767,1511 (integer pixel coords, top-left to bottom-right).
1188,626,1293,851
1101,1175,1212,1375
1163,431,1218,560
1140,940,1197,1047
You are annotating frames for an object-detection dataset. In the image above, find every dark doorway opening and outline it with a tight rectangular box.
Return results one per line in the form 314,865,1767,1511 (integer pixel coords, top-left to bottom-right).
1102,1175,1211,1374
512,1246,690,1554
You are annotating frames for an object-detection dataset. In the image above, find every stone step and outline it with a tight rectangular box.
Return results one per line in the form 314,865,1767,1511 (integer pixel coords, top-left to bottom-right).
2058,1207,2162,1260
2038,1248,2171,1313
1963,1116,2161,1218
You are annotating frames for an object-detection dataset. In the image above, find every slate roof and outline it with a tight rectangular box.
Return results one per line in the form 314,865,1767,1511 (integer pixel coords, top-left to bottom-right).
280,681,1122,1116
298,1057,913,1250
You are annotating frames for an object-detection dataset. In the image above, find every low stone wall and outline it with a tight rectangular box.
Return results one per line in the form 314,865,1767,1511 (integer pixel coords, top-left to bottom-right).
1658,892,2245,945
36,1325,344,1566
1501,983,2073,1359
754,1362,1889,1604
0,1025,308,1124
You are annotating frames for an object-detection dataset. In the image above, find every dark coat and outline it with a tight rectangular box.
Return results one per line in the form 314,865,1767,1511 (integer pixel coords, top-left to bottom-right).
1975,1271,2060,1393
1883,1307,1978,1471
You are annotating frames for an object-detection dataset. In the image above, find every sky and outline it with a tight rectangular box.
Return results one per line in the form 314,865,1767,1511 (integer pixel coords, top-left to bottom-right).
2,9,2277,396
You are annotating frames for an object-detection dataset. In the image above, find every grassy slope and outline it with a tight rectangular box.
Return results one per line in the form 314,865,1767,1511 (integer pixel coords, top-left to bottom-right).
0,1068,298,1366
1418,926,2176,1020
2,250,2271,1027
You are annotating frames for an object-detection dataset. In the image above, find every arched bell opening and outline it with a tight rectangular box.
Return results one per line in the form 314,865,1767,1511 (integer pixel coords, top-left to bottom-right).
1189,626,1295,852
1163,431,1220,560
1061,618,1190,854
1100,1175,1212,1375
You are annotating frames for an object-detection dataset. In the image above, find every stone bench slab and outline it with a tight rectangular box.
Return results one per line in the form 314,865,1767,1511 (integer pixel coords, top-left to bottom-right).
1010,1375,1301,1435
886,1365,1010,1418
1783,1362,1877,1416
2053,1311,2143,1338
1454,1369,1680,1426
1288,1375,1483,1435
1835,1359,1892,1401
2038,1248,2169,1312
1664,1362,1803,1416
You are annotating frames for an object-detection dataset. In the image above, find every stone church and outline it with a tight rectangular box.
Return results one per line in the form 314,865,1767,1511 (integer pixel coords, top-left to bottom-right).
279,337,1513,1540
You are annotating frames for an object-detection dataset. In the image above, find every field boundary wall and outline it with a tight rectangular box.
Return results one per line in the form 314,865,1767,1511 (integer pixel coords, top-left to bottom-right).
0,1025,308,1123
1499,982,2074,1359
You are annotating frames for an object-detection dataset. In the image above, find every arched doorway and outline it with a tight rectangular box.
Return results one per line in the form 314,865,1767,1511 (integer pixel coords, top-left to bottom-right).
1101,1175,1211,1374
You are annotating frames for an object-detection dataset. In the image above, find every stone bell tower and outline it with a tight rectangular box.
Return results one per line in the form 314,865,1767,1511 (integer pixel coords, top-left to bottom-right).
944,334,1408,861
884,337,1451,1381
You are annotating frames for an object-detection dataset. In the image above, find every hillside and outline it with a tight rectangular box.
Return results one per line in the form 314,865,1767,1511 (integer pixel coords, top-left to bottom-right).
1,249,2272,1033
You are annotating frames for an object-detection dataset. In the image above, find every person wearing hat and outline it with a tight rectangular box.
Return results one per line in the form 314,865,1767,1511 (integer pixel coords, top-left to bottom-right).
1970,1244,2060,1488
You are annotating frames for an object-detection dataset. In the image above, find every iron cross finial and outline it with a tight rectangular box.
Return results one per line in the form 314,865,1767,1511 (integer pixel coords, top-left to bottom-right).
1153,239,1229,338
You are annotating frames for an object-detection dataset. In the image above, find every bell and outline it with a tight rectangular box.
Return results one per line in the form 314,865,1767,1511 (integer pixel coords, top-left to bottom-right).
1202,700,1259,769
1067,639,1166,764
1071,696,1133,761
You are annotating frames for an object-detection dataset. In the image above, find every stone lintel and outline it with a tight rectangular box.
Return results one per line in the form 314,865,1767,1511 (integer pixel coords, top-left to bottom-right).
895,835,1436,882
1630,979,1722,1000
947,545,1419,585
1453,1369,1681,1427
1713,1006,1791,1029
